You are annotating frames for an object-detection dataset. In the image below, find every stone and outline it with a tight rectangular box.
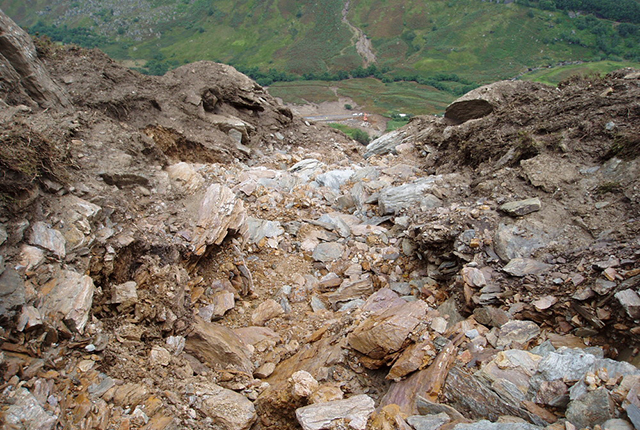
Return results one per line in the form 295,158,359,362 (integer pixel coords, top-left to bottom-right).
615,289,640,319
19,244,45,272
110,281,138,305
503,258,551,277
291,370,319,399
532,295,557,311
211,291,235,318
451,421,543,430
295,394,375,430
3,387,57,430
407,413,450,430
364,130,405,158
246,217,284,244
348,300,428,361
196,382,257,430
462,267,487,288
603,419,634,430
16,306,43,331
99,172,150,188
166,162,204,194
251,299,285,326
289,159,324,181
496,320,541,349
150,346,171,367
192,184,246,256
312,242,345,262
327,277,374,309
29,221,66,259
565,388,615,428
494,223,549,263
309,384,344,404
185,317,254,374
499,198,542,217
531,347,597,389
0,268,26,321
387,337,436,380
254,362,276,379
38,269,94,333
521,154,579,193
315,169,354,190
378,177,443,215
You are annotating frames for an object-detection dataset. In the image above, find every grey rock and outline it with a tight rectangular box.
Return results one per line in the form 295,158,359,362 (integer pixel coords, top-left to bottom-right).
310,295,327,312
593,279,617,295
627,404,640,430
317,213,352,238
615,289,640,319
295,394,375,430
364,130,405,158
196,382,257,430
0,224,7,245
211,291,235,318
603,419,634,430
416,396,467,421
407,413,450,430
452,421,542,430
496,320,540,348
503,258,551,277
315,169,354,190
531,347,597,390
378,176,443,215
29,221,66,259
312,242,345,262
246,217,284,244
566,388,615,428
289,159,324,181
494,223,549,263
499,198,541,217
3,387,57,430
38,269,94,333
0,268,26,321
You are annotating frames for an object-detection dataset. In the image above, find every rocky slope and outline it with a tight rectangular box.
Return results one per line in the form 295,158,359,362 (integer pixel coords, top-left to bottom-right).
1,10,640,430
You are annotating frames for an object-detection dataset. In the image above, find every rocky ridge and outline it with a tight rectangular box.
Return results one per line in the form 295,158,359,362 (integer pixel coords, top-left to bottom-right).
1,10,639,430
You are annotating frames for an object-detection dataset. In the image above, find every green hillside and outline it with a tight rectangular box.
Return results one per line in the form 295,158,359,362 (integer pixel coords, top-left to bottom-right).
2,0,639,115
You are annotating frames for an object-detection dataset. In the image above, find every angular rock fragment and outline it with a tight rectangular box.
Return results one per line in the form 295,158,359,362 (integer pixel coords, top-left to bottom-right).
565,387,615,428
192,183,246,255
251,299,285,326
295,394,375,430
496,320,540,349
407,413,450,430
196,382,257,430
0,268,26,322
364,130,405,158
166,162,204,194
378,177,443,215
499,198,541,217
348,300,428,361
503,258,551,277
3,387,57,430
38,269,94,333
615,289,640,319
312,242,344,262
185,317,254,374
29,221,66,259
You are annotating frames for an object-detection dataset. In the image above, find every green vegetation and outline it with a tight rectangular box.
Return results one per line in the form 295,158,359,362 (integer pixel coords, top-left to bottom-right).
329,124,371,145
3,0,640,112
521,60,640,85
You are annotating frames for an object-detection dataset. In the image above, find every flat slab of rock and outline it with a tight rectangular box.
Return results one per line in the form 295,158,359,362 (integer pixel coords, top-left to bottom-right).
348,300,428,360
29,221,66,259
499,198,541,217
192,184,246,255
38,269,94,333
185,317,254,374
615,289,640,319
295,394,375,430
251,299,285,326
378,177,443,215
503,258,551,277
3,387,57,430
196,382,257,430
312,242,344,262
0,268,26,321
364,130,405,158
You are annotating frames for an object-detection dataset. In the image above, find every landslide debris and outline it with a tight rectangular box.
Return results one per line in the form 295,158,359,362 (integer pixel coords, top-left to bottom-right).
1,10,639,430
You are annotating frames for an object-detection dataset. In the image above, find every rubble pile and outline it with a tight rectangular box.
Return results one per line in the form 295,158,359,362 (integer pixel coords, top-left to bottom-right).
1,10,639,430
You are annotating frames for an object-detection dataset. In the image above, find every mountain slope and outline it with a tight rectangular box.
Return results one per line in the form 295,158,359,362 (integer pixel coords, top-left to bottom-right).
2,0,639,83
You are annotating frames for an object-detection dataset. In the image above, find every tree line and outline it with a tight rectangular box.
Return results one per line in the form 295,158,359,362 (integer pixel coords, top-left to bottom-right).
516,0,640,24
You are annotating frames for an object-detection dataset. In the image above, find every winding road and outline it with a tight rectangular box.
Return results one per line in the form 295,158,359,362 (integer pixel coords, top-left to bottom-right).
341,1,377,67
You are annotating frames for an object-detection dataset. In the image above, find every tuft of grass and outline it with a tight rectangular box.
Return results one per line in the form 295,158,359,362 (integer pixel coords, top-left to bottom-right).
329,123,371,145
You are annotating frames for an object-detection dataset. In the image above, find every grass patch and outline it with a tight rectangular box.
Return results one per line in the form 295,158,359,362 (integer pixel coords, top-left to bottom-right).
521,61,640,86
329,123,371,145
